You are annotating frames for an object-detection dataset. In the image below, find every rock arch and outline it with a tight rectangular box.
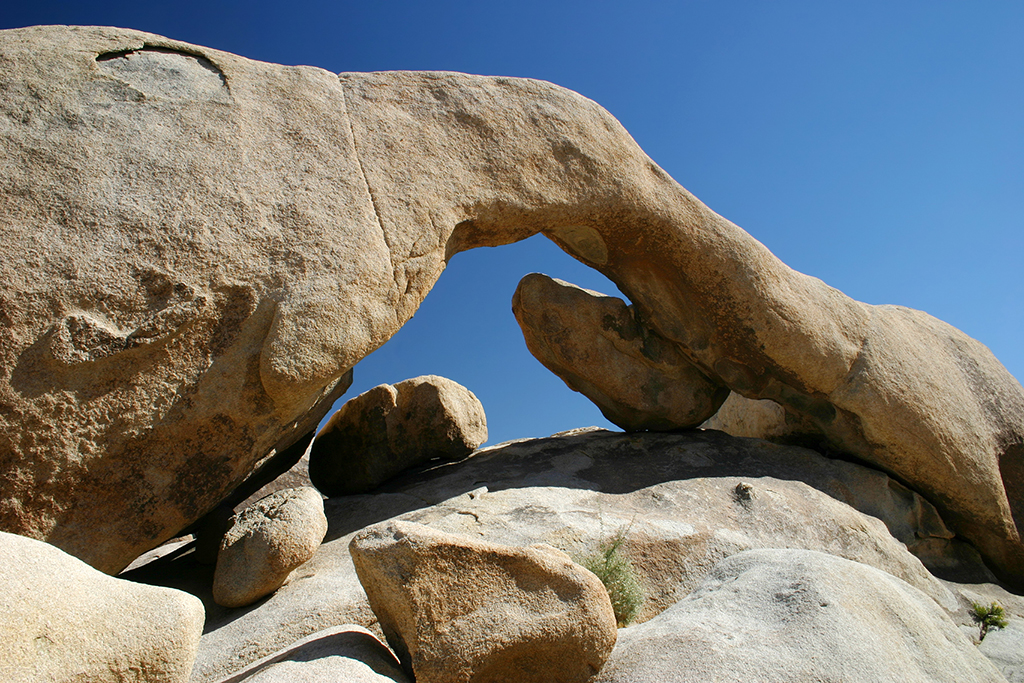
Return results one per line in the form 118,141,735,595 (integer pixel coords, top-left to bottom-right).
0,25,1021,584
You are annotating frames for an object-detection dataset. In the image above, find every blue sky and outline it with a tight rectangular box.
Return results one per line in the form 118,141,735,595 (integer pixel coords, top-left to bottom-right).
3,2,1022,445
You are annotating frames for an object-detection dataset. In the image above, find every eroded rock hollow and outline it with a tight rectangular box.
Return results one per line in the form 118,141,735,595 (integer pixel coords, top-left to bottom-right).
1,25,1022,584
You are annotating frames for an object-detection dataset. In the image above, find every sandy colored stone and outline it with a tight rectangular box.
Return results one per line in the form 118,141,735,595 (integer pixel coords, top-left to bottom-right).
213,487,327,608
214,625,408,683
0,530,204,683
149,428,978,681
0,26,373,573
512,273,728,431
597,549,1005,683
310,375,486,496
0,26,1021,586
350,520,617,683
702,391,820,443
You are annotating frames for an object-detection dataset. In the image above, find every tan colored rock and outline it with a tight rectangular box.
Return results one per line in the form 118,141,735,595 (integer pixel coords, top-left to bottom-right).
0,26,369,573
170,429,975,681
702,391,819,443
512,273,728,431
701,394,999,576
0,530,204,683
213,487,327,608
349,520,617,683
310,375,486,496
597,549,1005,683
0,26,1021,587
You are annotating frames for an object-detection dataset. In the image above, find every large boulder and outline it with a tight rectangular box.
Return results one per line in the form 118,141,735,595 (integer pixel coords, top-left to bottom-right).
596,548,1005,683
310,375,487,496
0,530,204,683
0,25,370,572
213,486,328,608
349,520,617,683
512,273,728,431
1,25,1021,586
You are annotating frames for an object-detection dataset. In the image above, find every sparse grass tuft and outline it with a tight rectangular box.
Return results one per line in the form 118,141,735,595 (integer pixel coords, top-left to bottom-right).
581,525,645,627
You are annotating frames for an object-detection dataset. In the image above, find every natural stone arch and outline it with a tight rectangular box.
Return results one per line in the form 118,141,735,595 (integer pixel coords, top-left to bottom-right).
0,26,1021,585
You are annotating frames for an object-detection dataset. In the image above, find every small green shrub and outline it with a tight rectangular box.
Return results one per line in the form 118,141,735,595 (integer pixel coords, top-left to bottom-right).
971,601,1009,641
581,526,645,627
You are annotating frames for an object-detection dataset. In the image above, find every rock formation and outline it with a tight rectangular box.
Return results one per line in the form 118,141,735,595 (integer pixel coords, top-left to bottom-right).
596,548,1005,683
0,25,1021,588
124,428,988,681
213,487,328,608
349,520,617,683
0,530,204,683
512,273,728,431
310,375,487,496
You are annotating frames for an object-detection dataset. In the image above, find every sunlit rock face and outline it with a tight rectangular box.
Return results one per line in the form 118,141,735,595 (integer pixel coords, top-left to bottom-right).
309,375,487,496
596,549,1006,683
1,25,1022,583
511,273,729,432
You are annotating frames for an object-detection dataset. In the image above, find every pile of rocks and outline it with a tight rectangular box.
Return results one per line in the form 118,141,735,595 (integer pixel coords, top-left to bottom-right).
1,25,1023,683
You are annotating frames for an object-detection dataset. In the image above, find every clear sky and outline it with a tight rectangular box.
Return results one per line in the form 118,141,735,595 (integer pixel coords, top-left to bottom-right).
3,2,1022,446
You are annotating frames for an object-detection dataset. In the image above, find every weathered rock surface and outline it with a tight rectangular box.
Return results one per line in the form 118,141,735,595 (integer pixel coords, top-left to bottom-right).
119,429,987,681
596,548,1005,683
0,25,384,573
1,26,1021,586
213,487,327,608
978,618,1024,682
350,520,617,683
512,273,728,431
215,625,408,683
310,375,487,496
0,530,204,683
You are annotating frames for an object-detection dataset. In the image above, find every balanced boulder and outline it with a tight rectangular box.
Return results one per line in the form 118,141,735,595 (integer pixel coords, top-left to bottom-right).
213,487,328,608
0,531,204,683
597,548,1005,683
349,520,617,683
512,273,728,431
310,375,487,496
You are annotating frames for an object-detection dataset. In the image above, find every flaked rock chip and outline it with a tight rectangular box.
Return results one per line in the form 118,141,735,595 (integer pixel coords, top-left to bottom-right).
310,375,487,496
349,520,617,683
213,487,328,608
